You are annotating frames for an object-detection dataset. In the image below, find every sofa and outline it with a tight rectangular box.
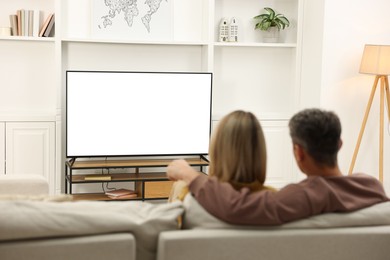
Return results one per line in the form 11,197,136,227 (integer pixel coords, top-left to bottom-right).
158,195,390,260
1,176,390,260
158,226,390,260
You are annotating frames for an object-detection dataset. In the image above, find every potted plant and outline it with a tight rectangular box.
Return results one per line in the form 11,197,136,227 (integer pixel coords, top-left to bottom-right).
253,7,290,42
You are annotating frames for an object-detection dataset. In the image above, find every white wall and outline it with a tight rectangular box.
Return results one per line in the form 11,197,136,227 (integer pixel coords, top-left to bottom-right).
320,0,390,193
298,0,324,110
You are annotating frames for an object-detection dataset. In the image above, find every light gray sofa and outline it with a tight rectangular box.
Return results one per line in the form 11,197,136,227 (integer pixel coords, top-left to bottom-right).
156,194,390,260
1,199,390,260
0,199,183,260
1,176,390,260
0,175,157,260
158,226,390,260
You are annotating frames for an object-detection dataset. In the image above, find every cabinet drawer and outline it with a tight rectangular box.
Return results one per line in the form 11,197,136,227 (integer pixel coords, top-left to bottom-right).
144,181,174,199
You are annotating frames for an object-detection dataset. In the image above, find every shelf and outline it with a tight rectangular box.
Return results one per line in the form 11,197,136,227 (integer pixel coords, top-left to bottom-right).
0,36,55,42
0,112,57,122
68,172,170,183
71,193,142,201
213,42,297,48
61,38,209,46
66,157,209,170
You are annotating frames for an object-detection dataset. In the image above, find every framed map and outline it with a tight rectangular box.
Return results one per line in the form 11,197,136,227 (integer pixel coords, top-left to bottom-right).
91,0,173,41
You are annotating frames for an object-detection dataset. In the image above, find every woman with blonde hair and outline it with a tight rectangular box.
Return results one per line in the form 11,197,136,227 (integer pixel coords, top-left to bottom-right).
168,110,273,202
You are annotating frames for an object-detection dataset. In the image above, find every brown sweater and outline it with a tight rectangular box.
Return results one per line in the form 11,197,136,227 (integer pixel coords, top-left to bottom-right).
189,174,389,226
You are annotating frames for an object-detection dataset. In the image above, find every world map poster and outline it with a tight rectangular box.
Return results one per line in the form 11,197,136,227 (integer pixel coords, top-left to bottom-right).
91,0,173,41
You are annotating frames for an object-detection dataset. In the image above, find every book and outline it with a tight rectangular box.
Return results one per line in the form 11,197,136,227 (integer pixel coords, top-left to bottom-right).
28,10,33,36
39,13,53,37
107,193,138,200
84,175,111,181
16,10,21,36
23,10,28,36
20,9,25,36
9,15,18,36
105,188,137,197
33,10,40,37
43,14,55,37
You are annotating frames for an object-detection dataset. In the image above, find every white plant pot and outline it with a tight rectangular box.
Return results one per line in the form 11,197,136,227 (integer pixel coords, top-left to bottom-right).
262,27,279,43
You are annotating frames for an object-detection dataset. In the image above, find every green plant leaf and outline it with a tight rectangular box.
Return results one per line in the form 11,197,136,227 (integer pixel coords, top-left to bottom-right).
276,16,290,26
263,21,272,30
253,7,290,31
254,14,270,20
264,7,275,16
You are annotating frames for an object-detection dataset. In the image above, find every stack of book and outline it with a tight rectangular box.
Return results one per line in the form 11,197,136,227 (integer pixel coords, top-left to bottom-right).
105,189,138,200
8,10,54,37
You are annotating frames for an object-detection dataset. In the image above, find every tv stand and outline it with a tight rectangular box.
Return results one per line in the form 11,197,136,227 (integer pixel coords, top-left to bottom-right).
65,156,209,201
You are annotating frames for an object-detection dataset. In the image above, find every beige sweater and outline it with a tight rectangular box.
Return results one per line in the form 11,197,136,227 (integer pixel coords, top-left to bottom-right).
189,174,389,226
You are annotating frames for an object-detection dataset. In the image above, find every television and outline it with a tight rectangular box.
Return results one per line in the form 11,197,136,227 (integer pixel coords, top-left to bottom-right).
66,71,213,158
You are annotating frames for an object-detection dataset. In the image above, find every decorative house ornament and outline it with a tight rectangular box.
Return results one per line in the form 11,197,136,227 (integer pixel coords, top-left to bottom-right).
219,18,229,42
228,17,238,42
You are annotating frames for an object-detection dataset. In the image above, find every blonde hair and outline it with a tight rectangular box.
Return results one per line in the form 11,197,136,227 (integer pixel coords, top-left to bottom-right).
208,110,267,185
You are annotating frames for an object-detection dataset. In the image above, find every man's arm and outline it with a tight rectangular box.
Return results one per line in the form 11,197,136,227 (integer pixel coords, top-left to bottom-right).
188,175,313,225
166,159,199,184
166,159,315,225
166,160,389,225
188,174,390,226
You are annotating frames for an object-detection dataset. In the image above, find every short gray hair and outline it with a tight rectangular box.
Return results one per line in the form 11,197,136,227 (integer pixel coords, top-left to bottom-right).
288,108,341,167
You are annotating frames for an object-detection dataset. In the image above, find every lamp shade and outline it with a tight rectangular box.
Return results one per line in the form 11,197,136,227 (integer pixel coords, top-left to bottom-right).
359,44,390,75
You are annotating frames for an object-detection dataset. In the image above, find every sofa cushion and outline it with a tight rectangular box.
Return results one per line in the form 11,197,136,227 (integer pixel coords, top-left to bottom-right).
0,200,183,260
182,194,390,230
0,233,136,260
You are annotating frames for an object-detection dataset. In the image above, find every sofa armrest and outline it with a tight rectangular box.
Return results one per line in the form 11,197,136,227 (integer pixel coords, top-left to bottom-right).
0,174,49,195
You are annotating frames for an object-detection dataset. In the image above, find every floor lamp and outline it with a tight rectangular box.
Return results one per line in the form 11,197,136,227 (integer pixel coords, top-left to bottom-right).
348,44,390,183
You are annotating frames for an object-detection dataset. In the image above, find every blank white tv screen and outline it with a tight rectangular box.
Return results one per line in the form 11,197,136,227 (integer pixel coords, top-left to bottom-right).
66,71,212,157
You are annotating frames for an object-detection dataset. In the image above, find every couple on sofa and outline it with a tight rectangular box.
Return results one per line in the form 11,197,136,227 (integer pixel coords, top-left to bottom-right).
167,108,389,225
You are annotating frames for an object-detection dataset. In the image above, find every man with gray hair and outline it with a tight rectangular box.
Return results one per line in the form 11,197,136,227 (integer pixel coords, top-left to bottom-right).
167,108,389,225
286,108,345,185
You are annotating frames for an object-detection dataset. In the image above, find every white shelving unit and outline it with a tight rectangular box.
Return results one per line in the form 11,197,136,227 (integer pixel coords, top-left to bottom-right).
0,0,57,193
0,0,304,193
